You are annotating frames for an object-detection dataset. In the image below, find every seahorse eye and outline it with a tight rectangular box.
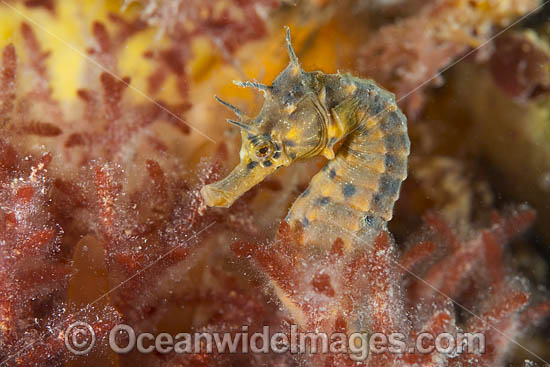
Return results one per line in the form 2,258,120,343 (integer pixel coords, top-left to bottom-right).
253,140,274,161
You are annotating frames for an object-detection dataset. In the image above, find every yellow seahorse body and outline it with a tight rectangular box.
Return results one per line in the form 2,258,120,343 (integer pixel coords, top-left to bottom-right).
201,28,410,249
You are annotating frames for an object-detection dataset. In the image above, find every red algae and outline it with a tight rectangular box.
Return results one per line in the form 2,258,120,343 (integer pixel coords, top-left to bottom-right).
230,207,549,366
131,0,282,53
0,1,548,366
357,0,541,118
490,31,550,100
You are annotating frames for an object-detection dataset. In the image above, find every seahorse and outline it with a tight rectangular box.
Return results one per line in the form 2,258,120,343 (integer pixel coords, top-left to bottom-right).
201,27,410,249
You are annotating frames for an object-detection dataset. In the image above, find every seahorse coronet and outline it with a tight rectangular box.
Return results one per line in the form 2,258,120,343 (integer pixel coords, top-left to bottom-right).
201,27,411,248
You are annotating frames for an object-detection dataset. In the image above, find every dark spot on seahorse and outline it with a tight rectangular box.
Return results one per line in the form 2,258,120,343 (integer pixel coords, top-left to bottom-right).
385,133,410,152
263,160,273,167
362,215,382,229
329,137,338,145
356,88,371,100
379,174,401,197
301,217,310,227
373,192,393,214
371,103,383,115
290,153,297,159
273,151,280,159
317,197,330,206
369,95,384,115
284,139,296,147
282,85,304,105
372,192,393,218
362,215,375,226
247,161,258,170
380,111,403,132
329,169,336,179
342,183,356,197
301,187,310,197
384,154,404,172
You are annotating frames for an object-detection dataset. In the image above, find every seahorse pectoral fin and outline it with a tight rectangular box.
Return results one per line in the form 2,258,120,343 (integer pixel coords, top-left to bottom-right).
331,96,361,133
317,103,349,161
321,147,335,160
201,160,277,208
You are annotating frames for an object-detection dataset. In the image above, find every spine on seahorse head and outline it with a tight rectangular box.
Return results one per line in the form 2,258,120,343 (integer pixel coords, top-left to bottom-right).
285,75,410,249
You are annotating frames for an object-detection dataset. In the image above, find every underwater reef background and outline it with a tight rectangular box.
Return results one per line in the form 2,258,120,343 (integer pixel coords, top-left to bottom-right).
0,0,549,366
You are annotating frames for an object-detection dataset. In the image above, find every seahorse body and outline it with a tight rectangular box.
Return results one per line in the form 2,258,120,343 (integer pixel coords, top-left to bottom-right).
201,28,410,249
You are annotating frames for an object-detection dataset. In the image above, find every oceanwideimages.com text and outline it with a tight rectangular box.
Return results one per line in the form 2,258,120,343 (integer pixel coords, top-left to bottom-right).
64,322,486,360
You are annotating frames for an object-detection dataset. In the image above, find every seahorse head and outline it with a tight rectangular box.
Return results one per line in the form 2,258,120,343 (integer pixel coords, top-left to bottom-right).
201,27,329,208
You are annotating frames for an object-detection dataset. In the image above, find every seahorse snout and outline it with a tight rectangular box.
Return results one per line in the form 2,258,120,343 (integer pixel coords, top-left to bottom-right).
200,160,277,208
200,185,233,208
